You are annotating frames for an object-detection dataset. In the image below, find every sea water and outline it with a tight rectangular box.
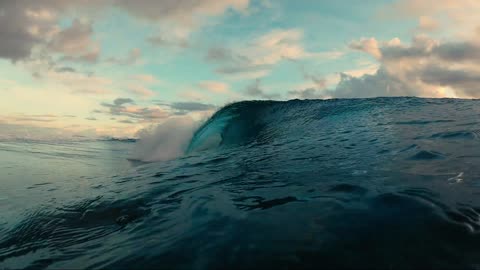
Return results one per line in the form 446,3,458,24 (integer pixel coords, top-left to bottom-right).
1,97,480,269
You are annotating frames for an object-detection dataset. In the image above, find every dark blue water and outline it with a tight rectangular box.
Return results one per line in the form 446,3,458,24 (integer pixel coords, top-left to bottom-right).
1,97,480,269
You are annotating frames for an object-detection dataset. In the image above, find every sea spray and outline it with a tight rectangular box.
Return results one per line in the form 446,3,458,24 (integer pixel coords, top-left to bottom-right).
130,117,201,162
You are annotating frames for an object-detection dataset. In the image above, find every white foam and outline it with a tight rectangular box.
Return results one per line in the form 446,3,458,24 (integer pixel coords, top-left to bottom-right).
130,117,200,162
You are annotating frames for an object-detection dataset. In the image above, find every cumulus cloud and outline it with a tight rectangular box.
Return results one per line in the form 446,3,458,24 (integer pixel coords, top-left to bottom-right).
0,1,108,62
286,66,330,100
49,19,100,63
337,31,480,98
0,0,251,62
0,1,59,61
419,66,480,97
327,70,414,98
349,38,382,59
206,29,341,78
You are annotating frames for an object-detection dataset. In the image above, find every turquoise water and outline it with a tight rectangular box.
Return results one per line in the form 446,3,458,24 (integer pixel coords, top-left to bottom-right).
1,97,480,269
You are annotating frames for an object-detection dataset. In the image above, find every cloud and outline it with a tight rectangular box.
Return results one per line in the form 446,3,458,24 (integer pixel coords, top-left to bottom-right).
71,88,111,95
154,101,217,115
8,116,56,123
132,74,159,84
0,0,250,62
147,35,189,48
206,29,341,78
125,74,160,97
178,90,207,101
128,85,156,97
48,19,100,63
42,70,113,95
113,0,250,25
106,48,142,65
336,31,480,98
287,88,324,99
1,114,81,124
418,16,439,32
285,66,329,99
205,47,241,62
388,0,480,19
431,41,480,62
299,67,327,90
327,70,414,98
55,66,76,73
419,66,480,97
100,98,169,122
197,81,230,94
169,102,216,111
86,117,97,121
244,79,280,99
0,1,60,61
118,119,134,124
114,98,135,106
349,38,382,59
384,0,480,38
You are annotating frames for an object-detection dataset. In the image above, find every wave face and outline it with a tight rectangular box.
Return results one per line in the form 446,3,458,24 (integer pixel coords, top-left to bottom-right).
2,97,480,269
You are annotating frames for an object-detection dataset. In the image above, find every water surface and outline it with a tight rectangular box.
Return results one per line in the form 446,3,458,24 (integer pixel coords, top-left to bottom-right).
1,97,480,269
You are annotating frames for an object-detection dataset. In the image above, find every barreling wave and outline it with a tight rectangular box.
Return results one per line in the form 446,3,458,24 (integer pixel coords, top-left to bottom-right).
186,101,276,152
186,97,422,153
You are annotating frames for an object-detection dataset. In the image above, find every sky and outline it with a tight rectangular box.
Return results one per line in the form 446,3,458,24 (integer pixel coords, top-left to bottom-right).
1,0,480,139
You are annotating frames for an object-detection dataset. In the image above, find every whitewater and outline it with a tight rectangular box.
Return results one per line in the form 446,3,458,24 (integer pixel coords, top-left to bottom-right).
1,97,480,269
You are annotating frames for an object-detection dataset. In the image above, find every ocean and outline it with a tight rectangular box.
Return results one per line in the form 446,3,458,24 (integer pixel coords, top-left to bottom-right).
1,97,480,269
